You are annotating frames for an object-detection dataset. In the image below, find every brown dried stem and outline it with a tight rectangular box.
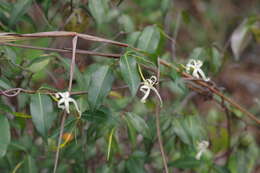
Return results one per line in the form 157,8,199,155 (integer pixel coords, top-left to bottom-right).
0,42,121,58
1,31,259,124
155,59,169,173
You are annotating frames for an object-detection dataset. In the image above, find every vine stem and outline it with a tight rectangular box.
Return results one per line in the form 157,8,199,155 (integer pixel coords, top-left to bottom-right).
53,111,67,173
0,42,121,58
155,59,169,173
158,59,260,125
53,36,78,173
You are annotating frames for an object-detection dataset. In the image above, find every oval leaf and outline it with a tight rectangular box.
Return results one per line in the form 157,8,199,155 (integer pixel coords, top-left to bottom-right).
22,155,38,173
125,112,150,139
168,157,201,168
120,54,140,96
88,0,108,25
57,57,86,90
0,78,12,89
9,0,33,28
172,116,206,145
137,25,160,54
30,94,55,137
88,65,114,110
231,19,252,60
0,115,10,157
27,56,50,73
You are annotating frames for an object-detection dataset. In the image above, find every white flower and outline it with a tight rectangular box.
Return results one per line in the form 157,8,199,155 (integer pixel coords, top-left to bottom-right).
195,140,209,160
139,76,163,106
186,59,210,82
55,92,81,117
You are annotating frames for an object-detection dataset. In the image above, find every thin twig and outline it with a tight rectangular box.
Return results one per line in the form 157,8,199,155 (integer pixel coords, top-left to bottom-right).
0,42,121,58
0,31,128,47
155,58,169,173
53,35,78,173
68,36,78,92
0,88,87,97
53,111,67,173
221,99,232,165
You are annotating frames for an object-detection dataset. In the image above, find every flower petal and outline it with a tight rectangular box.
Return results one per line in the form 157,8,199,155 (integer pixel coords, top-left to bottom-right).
150,86,163,106
140,85,150,103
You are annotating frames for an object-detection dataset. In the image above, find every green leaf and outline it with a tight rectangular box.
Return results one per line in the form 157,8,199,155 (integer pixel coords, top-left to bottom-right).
0,115,11,157
0,99,12,113
88,65,114,110
120,54,140,96
231,19,252,60
0,77,12,89
82,107,116,125
181,10,191,24
124,114,138,147
22,155,38,173
50,117,77,139
27,56,51,73
83,63,101,90
161,0,170,12
118,14,135,32
30,94,55,137
127,31,141,46
168,157,201,168
88,0,108,25
58,57,86,90
172,116,206,145
9,0,32,27
137,25,161,54
125,112,150,139
213,165,231,173
12,112,31,119
228,142,258,173
208,47,221,74
125,151,146,173
251,25,260,42
188,47,205,60
172,117,191,145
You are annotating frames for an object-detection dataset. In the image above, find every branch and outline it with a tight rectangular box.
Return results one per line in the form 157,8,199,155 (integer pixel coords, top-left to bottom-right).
0,31,128,47
155,59,169,173
0,88,87,97
0,42,121,58
53,35,77,173
158,59,260,125
53,111,67,173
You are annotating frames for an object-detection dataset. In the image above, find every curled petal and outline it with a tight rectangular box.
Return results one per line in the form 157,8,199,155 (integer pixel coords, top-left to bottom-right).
69,98,82,117
64,99,70,114
150,76,157,85
139,76,163,106
55,93,61,99
150,86,163,106
54,92,81,116
195,140,209,160
192,69,200,79
140,85,150,103
198,140,209,149
195,150,203,160
186,59,210,82
196,69,210,81
57,99,66,110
